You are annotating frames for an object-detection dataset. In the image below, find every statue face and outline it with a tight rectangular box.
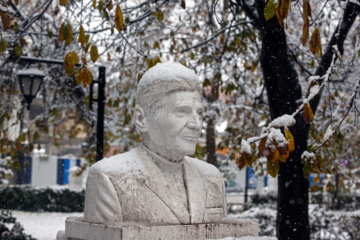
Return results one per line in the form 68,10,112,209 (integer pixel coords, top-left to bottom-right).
145,91,204,159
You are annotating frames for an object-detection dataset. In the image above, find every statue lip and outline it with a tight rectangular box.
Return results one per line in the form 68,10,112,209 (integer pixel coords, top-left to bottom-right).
182,135,200,141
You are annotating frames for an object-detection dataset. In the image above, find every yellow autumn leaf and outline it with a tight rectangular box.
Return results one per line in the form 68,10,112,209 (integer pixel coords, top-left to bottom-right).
87,68,92,85
303,102,314,124
258,137,268,157
63,51,79,76
1,12,11,31
78,25,86,46
59,22,65,42
115,5,124,32
235,155,247,170
75,67,82,84
302,21,309,46
276,0,290,27
82,67,88,87
305,0,312,18
70,51,79,64
107,1,113,10
240,151,253,168
147,56,162,69
284,127,295,152
309,27,322,56
267,148,279,163
59,0,68,7
278,150,289,163
81,54,87,66
78,67,93,87
84,42,91,54
90,44,99,63
277,142,289,156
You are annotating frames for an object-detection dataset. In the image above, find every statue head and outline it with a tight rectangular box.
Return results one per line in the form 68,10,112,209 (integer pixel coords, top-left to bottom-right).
134,62,204,161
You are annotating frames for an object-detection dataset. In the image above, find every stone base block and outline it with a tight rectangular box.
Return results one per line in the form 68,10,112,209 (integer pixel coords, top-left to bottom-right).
56,217,277,240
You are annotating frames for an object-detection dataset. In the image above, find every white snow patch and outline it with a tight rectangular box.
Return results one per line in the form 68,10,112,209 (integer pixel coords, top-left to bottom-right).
267,128,287,148
269,114,296,128
17,68,45,77
137,62,200,92
240,139,251,154
8,211,82,240
301,151,315,159
0,4,7,12
91,148,143,176
323,125,334,142
308,84,320,100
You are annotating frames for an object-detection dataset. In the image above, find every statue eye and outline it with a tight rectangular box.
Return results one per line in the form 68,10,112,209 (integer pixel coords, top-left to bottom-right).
176,107,189,115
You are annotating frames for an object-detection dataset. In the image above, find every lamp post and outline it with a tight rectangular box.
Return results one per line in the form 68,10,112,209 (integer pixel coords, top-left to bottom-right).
15,68,45,184
17,57,106,162
17,68,45,110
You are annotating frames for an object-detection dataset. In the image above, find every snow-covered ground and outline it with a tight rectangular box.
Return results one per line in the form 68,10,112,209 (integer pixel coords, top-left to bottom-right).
10,211,83,240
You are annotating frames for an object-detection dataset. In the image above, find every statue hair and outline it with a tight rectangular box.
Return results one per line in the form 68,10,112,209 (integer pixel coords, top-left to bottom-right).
135,63,202,117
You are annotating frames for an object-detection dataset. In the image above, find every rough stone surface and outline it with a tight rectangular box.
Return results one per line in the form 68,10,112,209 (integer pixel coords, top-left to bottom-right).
55,216,275,240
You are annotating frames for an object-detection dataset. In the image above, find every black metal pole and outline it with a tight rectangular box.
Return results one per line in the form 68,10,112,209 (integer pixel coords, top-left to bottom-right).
245,166,249,204
96,66,106,162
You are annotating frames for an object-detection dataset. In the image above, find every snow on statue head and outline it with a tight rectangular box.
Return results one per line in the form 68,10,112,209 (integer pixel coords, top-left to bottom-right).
135,62,204,160
136,62,202,117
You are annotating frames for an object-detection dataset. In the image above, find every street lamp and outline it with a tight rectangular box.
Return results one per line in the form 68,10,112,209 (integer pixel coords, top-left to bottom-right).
17,68,45,110
18,57,106,162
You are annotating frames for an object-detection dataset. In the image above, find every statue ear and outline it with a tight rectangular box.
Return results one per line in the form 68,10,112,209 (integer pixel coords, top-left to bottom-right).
134,105,148,133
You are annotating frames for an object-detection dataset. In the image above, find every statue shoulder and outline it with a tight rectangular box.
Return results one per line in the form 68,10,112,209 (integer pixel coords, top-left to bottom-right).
185,156,222,177
88,147,142,175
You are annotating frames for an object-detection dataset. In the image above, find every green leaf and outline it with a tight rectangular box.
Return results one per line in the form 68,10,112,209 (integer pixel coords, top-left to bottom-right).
202,78,212,87
63,22,73,46
0,38,8,53
33,131,40,141
90,45,99,63
264,0,276,21
267,160,280,178
12,22,18,32
157,10,164,22
14,45,22,57
98,0,104,13
78,25,86,46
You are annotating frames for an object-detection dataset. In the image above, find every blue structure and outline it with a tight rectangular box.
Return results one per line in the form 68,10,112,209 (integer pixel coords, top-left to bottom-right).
56,158,81,185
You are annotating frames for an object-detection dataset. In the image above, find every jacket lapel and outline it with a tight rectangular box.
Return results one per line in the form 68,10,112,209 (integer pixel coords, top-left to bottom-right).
135,146,191,224
183,159,206,224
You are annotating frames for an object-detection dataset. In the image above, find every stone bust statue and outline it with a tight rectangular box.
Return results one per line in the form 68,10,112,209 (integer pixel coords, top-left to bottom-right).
84,62,227,225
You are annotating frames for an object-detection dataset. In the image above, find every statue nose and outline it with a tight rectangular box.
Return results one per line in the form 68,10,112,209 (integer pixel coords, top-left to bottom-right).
188,113,202,130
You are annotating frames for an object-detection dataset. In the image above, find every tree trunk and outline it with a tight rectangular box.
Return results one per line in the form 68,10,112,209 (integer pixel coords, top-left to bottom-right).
243,1,360,239
256,4,310,239
206,117,218,167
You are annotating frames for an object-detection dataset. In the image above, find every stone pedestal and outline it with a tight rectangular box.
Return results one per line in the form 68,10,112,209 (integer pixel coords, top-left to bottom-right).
56,217,277,240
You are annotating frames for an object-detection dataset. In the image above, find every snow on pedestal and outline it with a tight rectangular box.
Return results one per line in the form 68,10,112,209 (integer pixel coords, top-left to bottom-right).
56,216,277,240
